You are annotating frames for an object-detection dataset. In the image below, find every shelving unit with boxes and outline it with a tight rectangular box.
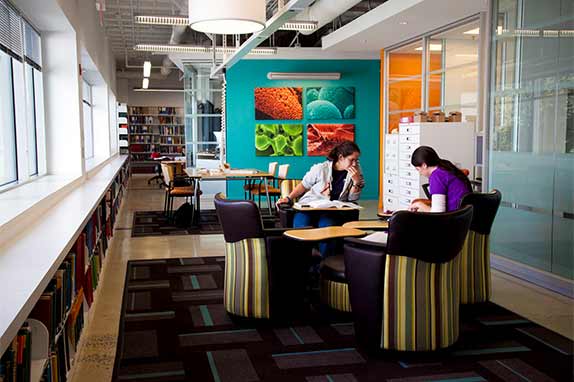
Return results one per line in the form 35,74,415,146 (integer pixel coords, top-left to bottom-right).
383,122,475,212
128,106,185,173
118,103,129,156
0,160,129,382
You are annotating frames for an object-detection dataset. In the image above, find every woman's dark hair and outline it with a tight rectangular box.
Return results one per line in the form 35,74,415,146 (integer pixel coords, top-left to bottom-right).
327,141,361,161
411,146,472,190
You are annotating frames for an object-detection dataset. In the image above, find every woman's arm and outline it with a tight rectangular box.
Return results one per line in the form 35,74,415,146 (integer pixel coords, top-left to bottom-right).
277,183,309,205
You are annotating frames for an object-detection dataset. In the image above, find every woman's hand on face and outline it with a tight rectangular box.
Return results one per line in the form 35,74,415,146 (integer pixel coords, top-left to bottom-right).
347,165,361,183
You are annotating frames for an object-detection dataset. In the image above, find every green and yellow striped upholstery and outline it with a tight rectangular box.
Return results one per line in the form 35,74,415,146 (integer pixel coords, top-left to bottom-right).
320,278,351,312
280,179,302,199
224,238,270,318
382,254,461,351
460,230,490,304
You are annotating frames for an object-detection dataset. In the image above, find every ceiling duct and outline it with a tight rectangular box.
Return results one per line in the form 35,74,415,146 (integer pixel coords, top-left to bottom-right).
295,0,363,35
160,24,188,76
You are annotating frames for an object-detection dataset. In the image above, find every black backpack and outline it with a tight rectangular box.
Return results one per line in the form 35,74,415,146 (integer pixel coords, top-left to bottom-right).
174,202,194,227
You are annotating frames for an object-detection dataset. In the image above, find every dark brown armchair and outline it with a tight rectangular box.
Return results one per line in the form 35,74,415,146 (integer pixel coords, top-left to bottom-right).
344,205,473,352
214,193,311,319
459,190,502,304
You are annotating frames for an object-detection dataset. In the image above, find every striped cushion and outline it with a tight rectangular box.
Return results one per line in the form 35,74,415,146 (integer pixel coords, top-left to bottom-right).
224,238,270,318
320,278,351,312
382,254,460,351
280,179,302,198
460,230,491,304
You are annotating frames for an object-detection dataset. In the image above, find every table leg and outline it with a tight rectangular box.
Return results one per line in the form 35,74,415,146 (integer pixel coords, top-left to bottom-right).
194,179,201,226
264,176,272,216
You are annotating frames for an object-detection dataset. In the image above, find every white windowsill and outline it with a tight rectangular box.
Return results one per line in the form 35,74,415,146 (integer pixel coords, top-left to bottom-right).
0,174,81,230
0,155,128,356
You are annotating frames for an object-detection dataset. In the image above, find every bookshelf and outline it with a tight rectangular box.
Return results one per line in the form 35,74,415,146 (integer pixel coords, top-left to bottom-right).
0,159,129,382
128,106,185,173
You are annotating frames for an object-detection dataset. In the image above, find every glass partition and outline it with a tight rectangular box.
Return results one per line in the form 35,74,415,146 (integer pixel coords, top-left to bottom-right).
387,41,423,132
489,0,573,279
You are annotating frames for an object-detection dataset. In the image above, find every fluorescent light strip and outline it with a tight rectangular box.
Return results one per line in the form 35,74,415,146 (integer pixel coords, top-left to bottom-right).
134,44,277,55
280,21,318,31
267,72,341,80
142,78,149,89
134,15,317,31
134,88,185,92
135,15,188,26
143,61,151,77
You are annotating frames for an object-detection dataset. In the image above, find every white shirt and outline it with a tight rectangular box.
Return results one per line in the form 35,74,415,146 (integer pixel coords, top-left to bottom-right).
299,160,364,204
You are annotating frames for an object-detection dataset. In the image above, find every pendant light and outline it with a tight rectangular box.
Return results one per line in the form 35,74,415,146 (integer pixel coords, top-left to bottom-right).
188,0,266,35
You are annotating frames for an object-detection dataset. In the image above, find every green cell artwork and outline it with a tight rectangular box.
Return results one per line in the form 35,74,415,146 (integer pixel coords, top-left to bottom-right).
255,124,303,156
305,87,355,120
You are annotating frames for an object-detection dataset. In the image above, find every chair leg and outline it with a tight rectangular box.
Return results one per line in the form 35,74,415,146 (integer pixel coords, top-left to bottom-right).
164,191,170,216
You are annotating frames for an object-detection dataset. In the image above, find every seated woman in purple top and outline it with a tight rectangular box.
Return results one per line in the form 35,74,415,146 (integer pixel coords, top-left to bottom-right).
409,146,472,212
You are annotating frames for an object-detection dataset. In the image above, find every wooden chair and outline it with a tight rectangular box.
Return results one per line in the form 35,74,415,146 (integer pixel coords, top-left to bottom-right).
243,161,278,200
252,164,290,210
161,162,197,219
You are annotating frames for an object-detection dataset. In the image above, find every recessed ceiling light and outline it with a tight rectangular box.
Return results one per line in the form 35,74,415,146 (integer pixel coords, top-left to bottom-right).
463,28,480,35
414,44,442,51
399,21,408,25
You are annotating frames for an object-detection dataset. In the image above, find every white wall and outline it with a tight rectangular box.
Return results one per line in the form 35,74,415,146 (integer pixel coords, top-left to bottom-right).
43,31,84,176
14,0,117,176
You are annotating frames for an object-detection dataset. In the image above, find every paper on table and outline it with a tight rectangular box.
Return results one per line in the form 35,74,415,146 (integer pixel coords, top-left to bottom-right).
362,231,388,244
223,169,258,175
294,200,362,209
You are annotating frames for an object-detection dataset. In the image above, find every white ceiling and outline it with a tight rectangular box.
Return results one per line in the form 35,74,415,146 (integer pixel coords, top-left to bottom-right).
322,0,488,52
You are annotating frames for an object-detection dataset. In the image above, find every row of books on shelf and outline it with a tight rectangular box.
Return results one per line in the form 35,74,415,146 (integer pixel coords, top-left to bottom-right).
0,163,129,382
130,136,184,145
130,144,184,154
129,126,184,135
128,116,183,125
128,106,182,115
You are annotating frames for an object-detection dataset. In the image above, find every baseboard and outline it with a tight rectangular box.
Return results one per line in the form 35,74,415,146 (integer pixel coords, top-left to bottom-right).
491,253,574,298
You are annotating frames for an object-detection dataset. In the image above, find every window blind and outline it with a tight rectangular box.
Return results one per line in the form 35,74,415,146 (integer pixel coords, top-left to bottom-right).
0,0,23,59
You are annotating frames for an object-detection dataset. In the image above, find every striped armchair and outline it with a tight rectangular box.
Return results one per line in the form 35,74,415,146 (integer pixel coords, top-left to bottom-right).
343,206,473,352
459,190,502,304
214,193,310,319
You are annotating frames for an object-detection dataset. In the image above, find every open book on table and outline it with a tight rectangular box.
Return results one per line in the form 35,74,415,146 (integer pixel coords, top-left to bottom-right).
294,200,362,210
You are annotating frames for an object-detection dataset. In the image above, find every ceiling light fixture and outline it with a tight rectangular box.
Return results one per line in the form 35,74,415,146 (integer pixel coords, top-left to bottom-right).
134,44,276,55
267,72,341,80
142,78,149,89
399,21,408,25
135,15,188,26
134,15,317,32
134,88,185,92
414,44,442,51
143,61,151,77
188,0,266,34
463,28,480,35
281,21,318,31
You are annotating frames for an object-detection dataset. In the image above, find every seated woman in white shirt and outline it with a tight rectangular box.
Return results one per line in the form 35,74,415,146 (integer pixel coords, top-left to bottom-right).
276,141,365,257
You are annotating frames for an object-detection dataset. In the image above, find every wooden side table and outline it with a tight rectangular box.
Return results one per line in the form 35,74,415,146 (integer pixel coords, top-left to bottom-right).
284,226,367,241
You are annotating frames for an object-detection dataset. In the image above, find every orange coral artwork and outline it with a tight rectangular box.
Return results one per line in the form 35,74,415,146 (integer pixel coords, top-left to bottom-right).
255,87,303,120
307,124,355,156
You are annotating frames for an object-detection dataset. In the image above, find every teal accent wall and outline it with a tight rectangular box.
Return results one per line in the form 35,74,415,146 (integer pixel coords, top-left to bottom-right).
226,59,380,200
